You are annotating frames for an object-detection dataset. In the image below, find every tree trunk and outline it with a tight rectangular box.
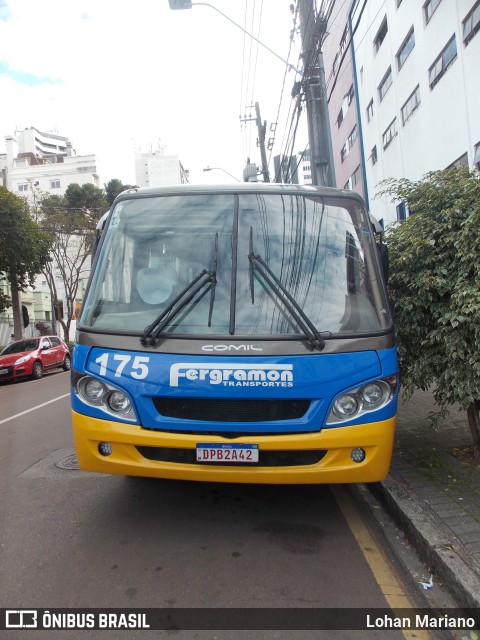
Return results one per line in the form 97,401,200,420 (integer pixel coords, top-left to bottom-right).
11,288,23,340
467,400,480,462
9,261,23,340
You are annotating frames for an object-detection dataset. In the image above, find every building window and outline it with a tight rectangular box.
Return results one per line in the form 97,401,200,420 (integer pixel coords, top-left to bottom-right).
337,108,344,128
378,67,393,102
370,146,378,165
396,202,407,221
346,84,354,106
50,179,61,189
18,183,28,192
366,99,374,122
337,87,354,129
341,144,348,163
332,52,339,76
429,35,457,89
397,27,415,69
447,153,468,169
463,1,480,46
382,118,398,150
339,25,348,57
351,165,361,186
401,85,421,125
348,125,358,148
374,17,388,53
424,0,442,24
474,142,480,171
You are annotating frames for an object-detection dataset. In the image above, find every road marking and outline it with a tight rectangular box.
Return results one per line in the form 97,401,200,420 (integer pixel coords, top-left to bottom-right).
332,485,430,640
0,393,70,425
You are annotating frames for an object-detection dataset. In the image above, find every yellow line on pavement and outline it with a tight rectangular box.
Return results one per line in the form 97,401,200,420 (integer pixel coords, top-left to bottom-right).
332,485,430,640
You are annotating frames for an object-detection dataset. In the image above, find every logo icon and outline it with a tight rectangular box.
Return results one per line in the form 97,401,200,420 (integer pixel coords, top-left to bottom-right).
6,610,38,628
201,344,263,352
169,362,293,388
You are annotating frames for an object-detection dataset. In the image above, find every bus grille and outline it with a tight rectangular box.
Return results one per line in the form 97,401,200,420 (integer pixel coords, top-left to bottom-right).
136,446,326,467
152,398,310,423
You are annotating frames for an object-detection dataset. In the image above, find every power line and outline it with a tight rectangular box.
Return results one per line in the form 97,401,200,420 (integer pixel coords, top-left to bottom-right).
274,0,326,182
266,3,299,173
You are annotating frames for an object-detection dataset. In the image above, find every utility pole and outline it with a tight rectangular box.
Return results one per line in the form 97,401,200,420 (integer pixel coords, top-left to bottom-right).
240,102,270,183
298,0,336,187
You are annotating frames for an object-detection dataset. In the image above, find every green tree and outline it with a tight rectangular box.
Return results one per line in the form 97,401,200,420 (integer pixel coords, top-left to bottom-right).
105,178,137,207
379,167,480,459
0,187,52,338
64,183,108,216
39,186,105,342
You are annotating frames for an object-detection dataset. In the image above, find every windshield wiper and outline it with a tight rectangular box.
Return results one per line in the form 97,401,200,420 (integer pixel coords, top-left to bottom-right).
208,233,218,327
141,234,218,346
248,227,326,351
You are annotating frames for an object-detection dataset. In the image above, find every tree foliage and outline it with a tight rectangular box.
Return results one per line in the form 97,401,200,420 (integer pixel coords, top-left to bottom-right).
379,167,480,457
0,187,52,335
105,178,137,207
1,179,127,339
64,183,108,216
38,186,106,341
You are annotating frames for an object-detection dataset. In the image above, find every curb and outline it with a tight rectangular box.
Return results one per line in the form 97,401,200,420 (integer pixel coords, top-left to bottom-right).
371,471,480,611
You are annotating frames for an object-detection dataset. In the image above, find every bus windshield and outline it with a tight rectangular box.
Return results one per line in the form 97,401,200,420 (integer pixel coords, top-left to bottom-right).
80,191,390,338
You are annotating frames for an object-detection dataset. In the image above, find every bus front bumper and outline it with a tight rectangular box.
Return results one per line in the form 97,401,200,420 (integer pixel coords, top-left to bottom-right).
72,411,395,484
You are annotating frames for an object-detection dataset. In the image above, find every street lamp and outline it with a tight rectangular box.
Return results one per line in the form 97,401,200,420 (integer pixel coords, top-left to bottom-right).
203,166,241,182
168,1,301,74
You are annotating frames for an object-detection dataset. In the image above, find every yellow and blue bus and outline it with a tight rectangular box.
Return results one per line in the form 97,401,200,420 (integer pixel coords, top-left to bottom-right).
72,183,397,483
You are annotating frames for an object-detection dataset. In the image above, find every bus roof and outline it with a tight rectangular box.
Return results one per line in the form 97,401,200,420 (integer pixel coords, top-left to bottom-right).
113,182,366,205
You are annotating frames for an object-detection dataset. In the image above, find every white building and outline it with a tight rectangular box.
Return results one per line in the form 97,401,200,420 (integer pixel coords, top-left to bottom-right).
0,127,101,342
350,0,480,224
1,127,101,201
298,149,312,185
134,149,189,187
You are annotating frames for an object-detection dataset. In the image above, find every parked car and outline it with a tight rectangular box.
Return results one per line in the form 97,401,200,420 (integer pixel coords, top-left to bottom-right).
0,336,71,382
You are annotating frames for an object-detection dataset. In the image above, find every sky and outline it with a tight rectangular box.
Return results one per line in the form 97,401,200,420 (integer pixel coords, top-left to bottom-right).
0,0,309,186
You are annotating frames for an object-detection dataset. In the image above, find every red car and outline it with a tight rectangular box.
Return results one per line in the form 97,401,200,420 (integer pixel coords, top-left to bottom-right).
0,336,71,382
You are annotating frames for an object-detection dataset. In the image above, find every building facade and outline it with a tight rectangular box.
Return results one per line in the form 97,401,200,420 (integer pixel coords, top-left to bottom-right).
322,0,366,201
322,0,480,225
298,149,313,185
273,154,300,184
0,127,101,343
1,127,101,203
134,150,189,188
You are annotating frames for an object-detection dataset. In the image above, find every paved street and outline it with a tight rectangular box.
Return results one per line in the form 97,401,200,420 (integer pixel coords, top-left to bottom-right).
0,372,448,639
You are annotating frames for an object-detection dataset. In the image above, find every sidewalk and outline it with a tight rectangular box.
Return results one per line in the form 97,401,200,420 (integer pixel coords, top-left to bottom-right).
372,390,480,610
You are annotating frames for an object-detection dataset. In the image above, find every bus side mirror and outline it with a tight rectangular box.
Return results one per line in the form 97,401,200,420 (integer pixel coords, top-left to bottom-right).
377,242,389,285
92,210,110,257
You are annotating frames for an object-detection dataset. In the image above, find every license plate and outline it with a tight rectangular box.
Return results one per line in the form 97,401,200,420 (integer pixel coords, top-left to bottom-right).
196,443,259,464
0,369,8,375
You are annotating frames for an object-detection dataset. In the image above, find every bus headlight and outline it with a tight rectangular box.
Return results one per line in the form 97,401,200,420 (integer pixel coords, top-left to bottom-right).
333,394,359,418
108,391,131,413
327,376,398,425
85,378,106,400
72,372,137,422
362,383,385,408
